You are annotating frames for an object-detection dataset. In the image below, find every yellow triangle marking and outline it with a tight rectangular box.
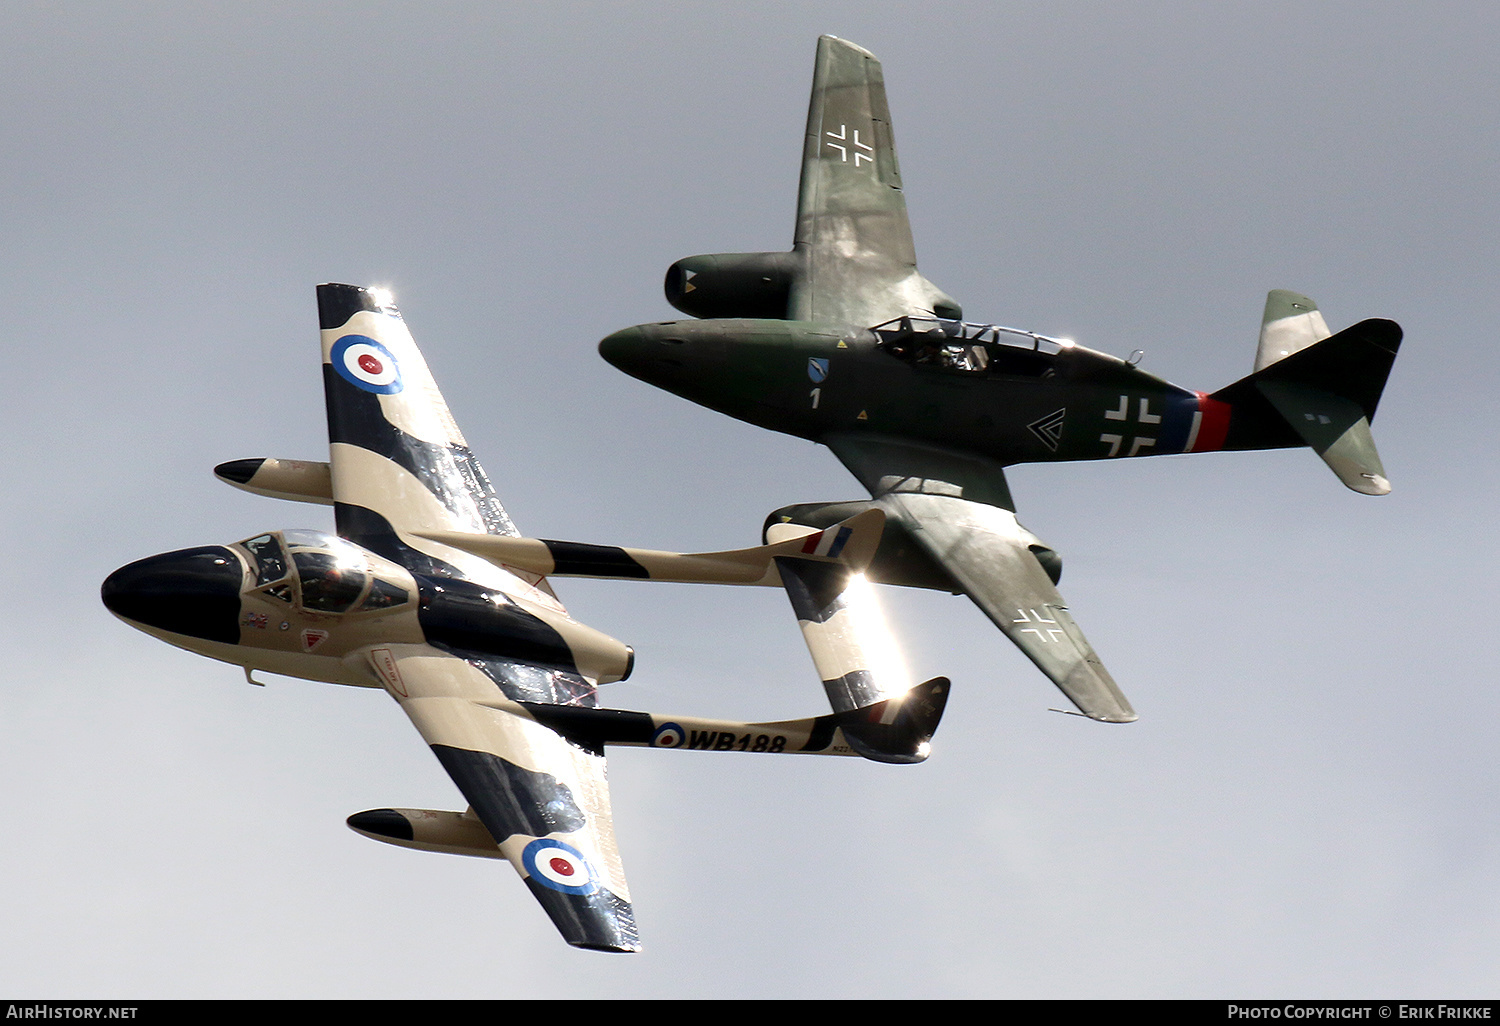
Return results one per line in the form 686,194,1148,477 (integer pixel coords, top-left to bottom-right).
836,340,847,349
857,410,868,421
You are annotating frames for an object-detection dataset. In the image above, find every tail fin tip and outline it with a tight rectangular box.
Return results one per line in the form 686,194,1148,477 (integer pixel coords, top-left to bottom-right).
317,282,398,330
840,676,951,764
1256,288,1332,372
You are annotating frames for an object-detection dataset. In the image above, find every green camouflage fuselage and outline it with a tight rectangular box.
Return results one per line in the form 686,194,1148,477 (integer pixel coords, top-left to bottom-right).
601,317,1295,468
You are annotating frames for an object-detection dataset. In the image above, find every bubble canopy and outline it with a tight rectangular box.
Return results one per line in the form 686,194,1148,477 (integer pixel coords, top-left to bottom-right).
235,530,411,614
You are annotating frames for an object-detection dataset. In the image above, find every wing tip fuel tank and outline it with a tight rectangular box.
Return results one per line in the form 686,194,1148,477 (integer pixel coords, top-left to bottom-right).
214,457,334,505
347,807,506,860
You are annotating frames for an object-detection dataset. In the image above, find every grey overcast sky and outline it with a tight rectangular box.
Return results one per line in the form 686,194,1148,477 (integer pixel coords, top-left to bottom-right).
3,1,1497,999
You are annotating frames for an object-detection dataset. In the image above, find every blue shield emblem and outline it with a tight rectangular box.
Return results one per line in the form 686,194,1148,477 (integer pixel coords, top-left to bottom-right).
807,358,829,383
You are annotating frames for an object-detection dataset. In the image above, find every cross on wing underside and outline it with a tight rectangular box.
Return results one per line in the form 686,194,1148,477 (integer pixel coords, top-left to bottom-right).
825,433,1137,723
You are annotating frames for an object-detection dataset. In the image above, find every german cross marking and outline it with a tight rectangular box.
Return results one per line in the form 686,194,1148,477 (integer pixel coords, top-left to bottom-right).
1013,607,1066,643
1100,394,1159,456
826,124,874,167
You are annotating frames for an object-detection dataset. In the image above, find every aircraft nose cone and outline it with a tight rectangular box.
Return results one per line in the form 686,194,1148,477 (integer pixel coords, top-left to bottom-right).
102,546,245,644
597,326,651,375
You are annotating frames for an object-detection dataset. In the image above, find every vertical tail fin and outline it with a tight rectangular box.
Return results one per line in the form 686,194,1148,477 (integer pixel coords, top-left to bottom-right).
1255,289,1332,371
1216,297,1402,495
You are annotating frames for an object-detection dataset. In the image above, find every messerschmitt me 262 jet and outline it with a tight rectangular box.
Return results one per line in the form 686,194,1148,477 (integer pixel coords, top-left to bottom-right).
600,36,1402,724
102,283,947,952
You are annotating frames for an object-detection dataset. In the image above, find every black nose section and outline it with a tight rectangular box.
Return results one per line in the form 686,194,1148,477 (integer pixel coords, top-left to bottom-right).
597,325,651,376
102,546,244,644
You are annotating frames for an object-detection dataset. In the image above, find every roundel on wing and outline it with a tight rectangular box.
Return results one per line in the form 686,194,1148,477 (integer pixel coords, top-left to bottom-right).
331,334,403,394
521,838,599,895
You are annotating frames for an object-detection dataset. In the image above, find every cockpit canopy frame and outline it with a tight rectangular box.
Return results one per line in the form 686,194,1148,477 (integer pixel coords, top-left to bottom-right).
871,315,1072,377
235,530,413,615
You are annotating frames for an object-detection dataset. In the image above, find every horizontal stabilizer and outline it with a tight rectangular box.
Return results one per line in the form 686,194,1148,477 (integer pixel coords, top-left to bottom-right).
416,508,885,587
1217,318,1401,421
215,458,333,505
1256,381,1390,494
766,499,961,592
1215,316,1401,495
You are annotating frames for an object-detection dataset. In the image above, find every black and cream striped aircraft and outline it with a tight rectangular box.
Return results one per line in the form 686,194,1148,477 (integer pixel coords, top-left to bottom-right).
103,283,947,952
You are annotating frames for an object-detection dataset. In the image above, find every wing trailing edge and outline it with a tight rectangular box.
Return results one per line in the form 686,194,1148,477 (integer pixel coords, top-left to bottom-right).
661,37,959,327
370,646,639,952
316,283,557,605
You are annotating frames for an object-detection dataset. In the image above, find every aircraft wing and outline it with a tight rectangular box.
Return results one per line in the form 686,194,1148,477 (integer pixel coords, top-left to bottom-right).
315,283,569,611
791,35,958,325
365,644,639,951
824,433,1138,723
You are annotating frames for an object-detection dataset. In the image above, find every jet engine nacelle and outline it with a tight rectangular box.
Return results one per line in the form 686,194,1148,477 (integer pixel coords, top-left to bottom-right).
665,251,800,320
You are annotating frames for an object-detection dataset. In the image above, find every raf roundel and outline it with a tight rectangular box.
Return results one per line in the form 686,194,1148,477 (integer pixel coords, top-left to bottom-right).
331,334,403,394
652,722,686,748
521,838,599,895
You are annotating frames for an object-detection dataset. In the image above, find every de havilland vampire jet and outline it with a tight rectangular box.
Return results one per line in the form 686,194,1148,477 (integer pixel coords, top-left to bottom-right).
102,283,947,952
600,35,1402,724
